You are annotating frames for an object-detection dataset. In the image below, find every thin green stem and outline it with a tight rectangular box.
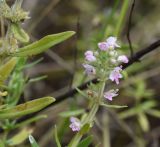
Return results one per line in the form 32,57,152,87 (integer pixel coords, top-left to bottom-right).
2,130,8,146
114,0,130,37
103,110,110,147
68,81,106,147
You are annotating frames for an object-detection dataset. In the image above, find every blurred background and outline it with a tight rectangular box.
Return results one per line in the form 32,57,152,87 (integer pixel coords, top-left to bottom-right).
9,0,160,146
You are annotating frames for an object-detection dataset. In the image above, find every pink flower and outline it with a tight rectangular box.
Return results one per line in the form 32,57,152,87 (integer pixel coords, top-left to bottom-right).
83,64,96,76
117,55,129,63
85,50,93,56
98,42,109,51
85,55,96,62
106,36,120,49
84,51,96,62
69,117,81,132
109,67,123,84
104,89,119,101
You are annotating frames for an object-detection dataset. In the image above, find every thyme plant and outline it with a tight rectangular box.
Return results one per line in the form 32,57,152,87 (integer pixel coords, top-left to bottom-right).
66,36,129,147
0,0,159,147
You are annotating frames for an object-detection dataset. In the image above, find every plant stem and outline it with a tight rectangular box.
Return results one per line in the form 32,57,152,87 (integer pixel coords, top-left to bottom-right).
103,110,110,147
114,0,130,37
68,81,106,147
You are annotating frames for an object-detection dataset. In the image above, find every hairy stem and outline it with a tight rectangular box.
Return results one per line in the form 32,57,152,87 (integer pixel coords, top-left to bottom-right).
68,81,106,147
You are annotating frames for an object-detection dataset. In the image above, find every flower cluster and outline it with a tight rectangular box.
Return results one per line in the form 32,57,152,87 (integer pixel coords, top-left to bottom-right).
98,36,120,51
83,36,129,100
69,36,129,132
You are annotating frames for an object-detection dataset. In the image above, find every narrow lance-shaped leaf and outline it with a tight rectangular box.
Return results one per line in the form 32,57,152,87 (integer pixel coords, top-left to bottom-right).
0,97,55,119
146,109,160,118
57,118,69,141
54,125,61,147
137,113,150,132
118,101,156,119
14,115,47,129
7,128,33,146
76,88,89,99
59,109,85,117
101,103,128,109
0,57,17,85
11,31,75,56
29,135,39,147
77,135,93,147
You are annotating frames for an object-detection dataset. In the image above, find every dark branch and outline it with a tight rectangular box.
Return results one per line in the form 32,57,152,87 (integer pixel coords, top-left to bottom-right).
127,0,135,57
122,39,160,69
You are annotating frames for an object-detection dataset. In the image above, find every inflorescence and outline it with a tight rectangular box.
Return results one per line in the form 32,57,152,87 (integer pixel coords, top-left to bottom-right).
70,36,129,132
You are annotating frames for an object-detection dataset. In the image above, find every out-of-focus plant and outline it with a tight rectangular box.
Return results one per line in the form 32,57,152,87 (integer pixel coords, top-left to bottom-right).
0,0,75,146
119,78,159,132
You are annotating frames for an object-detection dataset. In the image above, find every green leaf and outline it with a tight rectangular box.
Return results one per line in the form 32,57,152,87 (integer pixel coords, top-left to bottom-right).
11,31,75,56
77,135,92,147
14,115,47,129
0,58,17,85
29,135,39,147
57,118,69,141
76,88,88,99
23,57,43,69
146,109,160,118
0,97,55,119
28,75,47,83
101,103,128,109
7,128,33,146
11,23,29,43
54,125,61,147
119,101,156,119
59,109,85,117
79,123,90,135
137,113,149,132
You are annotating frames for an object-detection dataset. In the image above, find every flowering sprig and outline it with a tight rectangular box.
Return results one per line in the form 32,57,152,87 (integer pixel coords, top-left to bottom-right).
83,36,128,81
68,36,128,147
70,36,129,130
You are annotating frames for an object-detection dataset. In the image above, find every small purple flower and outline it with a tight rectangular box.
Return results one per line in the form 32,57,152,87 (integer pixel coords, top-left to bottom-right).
83,64,96,76
104,89,119,101
98,42,109,51
106,36,120,49
69,117,81,132
117,55,129,63
85,55,96,62
84,51,96,62
85,50,93,56
109,67,123,84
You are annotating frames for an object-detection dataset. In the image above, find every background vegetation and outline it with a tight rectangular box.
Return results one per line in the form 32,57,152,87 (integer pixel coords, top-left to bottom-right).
0,0,160,146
